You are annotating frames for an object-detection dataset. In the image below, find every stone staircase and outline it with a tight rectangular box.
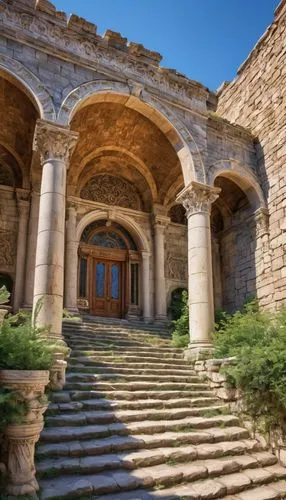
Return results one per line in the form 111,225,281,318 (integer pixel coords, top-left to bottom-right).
36,321,286,499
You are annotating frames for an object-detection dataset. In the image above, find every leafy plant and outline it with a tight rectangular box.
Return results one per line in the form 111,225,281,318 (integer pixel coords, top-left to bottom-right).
0,309,68,371
213,301,286,452
171,290,189,347
0,286,10,306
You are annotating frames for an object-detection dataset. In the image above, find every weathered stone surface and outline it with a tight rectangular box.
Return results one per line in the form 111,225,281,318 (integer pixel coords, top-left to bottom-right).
34,322,286,499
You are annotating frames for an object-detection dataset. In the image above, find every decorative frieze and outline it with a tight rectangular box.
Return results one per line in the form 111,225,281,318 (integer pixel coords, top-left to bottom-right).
33,120,79,165
176,181,221,217
81,174,141,211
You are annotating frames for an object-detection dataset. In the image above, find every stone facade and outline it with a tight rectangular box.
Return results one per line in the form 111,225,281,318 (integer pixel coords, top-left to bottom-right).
217,0,286,309
0,0,285,353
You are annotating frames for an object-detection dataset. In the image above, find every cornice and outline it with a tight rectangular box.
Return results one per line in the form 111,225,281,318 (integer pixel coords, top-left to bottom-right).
0,1,212,113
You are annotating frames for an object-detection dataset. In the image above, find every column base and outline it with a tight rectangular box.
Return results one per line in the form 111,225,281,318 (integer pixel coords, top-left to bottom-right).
155,315,168,323
184,342,214,362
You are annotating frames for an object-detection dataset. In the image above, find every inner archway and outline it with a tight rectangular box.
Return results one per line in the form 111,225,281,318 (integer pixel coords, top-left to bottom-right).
78,219,141,318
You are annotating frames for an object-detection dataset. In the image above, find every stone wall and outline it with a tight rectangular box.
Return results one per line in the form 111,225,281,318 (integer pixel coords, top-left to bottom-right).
165,223,188,310
0,186,18,294
217,0,286,309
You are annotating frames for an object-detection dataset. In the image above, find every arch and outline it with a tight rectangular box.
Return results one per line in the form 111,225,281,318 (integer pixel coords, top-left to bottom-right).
74,146,158,202
0,54,55,121
207,159,266,209
58,80,205,184
76,210,150,253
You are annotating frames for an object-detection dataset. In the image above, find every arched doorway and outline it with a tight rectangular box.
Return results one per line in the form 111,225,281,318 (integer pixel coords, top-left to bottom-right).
78,220,140,318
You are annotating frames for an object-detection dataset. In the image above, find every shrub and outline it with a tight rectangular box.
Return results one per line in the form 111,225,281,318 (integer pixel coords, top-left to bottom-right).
168,288,187,320
0,307,68,371
0,286,10,306
171,290,189,347
214,301,286,450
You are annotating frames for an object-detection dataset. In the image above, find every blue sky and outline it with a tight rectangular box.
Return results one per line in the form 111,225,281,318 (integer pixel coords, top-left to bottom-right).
53,0,279,91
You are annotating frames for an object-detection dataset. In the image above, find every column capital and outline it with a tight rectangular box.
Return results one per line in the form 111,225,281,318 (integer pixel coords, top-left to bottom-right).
141,250,151,260
176,181,221,217
153,214,170,229
66,201,78,216
33,119,79,165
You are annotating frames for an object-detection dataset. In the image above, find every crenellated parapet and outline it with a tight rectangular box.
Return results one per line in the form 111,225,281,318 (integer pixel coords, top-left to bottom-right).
0,0,211,110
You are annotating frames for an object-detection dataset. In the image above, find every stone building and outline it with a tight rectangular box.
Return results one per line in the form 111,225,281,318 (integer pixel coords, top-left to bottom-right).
0,0,285,356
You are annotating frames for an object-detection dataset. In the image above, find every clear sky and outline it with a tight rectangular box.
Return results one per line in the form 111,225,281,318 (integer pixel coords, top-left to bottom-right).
53,0,279,91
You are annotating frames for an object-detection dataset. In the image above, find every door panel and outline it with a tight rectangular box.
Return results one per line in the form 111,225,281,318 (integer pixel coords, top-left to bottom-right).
92,259,123,318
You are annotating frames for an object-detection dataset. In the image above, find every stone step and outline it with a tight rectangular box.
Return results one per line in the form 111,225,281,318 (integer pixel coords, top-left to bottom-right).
64,381,211,392
47,396,220,414
94,479,286,500
45,404,229,427
66,372,202,383
63,321,171,335
68,356,193,375
66,339,179,352
36,446,276,478
67,339,171,350
40,414,241,442
70,353,189,367
68,361,196,376
36,426,251,459
65,331,172,342
69,352,185,362
63,327,171,340
39,459,284,499
64,379,211,391
51,389,216,403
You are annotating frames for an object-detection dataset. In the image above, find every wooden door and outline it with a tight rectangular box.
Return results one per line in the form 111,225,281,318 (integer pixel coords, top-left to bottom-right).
91,259,123,318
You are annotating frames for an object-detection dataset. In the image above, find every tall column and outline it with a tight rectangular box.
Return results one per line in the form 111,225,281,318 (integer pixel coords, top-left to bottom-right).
141,251,152,322
23,191,40,308
64,204,79,312
153,211,170,321
32,120,78,338
13,191,30,312
176,181,220,359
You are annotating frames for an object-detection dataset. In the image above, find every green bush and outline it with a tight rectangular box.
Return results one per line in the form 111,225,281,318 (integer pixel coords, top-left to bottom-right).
214,301,286,448
0,286,10,306
171,290,189,347
168,288,187,320
0,306,68,371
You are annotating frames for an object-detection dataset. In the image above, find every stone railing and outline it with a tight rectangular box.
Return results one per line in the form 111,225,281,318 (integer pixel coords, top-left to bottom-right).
194,357,240,402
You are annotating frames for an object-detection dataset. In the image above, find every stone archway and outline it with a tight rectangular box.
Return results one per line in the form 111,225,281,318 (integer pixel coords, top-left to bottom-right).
0,54,55,121
57,80,205,185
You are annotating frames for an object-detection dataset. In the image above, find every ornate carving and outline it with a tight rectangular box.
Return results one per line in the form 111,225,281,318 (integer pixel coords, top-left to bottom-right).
167,254,188,281
0,231,17,268
176,181,220,217
33,119,79,164
0,5,207,110
81,174,141,210
0,370,50,495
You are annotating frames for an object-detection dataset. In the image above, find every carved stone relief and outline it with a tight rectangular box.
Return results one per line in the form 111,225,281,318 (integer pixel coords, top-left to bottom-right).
0,231,17,268
166,253,187,281
80,174,141,211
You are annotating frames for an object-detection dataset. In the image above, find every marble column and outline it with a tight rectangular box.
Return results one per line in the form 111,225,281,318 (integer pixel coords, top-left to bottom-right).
13,191,30,312
64,204,79,312
32,120,78,338
176,181,220,359
153,212,170,321
23,191,40,309
141,251,152,322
